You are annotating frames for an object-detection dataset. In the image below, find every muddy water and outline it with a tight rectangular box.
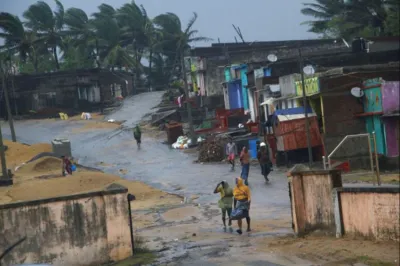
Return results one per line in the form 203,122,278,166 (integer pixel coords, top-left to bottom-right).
1,92,312,265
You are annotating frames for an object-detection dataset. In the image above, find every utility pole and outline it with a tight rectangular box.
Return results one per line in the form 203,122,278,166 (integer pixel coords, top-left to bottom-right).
298,48,313,168
0,120,8,180
1,61,17,142
180,52,196,145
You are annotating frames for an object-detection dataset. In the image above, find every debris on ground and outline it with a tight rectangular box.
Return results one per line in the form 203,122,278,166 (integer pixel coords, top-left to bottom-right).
197,136,228,162
172,136,191,149
81,112,92,120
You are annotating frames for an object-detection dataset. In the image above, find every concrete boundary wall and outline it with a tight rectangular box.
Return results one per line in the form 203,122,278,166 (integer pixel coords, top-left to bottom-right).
0,183,132,266
333,186,400,241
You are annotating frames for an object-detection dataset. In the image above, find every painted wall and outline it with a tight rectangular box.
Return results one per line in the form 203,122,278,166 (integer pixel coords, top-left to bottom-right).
383,118,399,157
228,81,243,109
382,81,399,114
240,66,249,110
0,184,131,266
339,191,399,241
279,74,299,97
364,78,385,155
295,77,320,96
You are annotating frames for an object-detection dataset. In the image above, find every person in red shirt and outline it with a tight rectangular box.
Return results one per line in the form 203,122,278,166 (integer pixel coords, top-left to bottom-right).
61,156,72,176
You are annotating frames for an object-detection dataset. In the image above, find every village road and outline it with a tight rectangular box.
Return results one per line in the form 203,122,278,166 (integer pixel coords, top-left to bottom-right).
1,92,308,265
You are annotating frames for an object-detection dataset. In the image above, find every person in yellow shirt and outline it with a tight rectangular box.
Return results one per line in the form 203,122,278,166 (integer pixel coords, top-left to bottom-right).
213,181,234,229
232,177,251,234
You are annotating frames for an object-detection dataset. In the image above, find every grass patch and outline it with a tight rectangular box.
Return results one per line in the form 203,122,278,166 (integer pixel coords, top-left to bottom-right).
111,253,156,266
110,235,156,266
342,173,400,185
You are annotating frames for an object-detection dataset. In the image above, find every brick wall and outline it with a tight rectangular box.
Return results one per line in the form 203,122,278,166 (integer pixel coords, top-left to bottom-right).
323,93,368,159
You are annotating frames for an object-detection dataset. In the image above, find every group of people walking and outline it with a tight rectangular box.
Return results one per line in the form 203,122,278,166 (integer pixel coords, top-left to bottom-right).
213,177,251,234
216,139,272,234
225,138,272,184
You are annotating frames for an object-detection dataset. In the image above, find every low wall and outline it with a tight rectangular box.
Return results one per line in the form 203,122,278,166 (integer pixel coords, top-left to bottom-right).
0,183,132,266
334,187,400,241
288,167,342,235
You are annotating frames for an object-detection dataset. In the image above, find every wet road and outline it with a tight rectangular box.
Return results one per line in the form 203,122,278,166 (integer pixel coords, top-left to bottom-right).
1,92,303,265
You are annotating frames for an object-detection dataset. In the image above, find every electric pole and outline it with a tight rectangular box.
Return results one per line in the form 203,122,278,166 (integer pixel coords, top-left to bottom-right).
180,52,196,145
298,48,313,168
1,61,17,142
0,121,8,180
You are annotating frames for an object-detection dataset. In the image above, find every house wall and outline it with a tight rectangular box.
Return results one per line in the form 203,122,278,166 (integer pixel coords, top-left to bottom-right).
337,188,399,241
200,42,342,96
382,81,400,114
0,184,131,266
0,70,133,118
383,118,399,157
279,74,299,97
322,93,367,158
363,78,386,155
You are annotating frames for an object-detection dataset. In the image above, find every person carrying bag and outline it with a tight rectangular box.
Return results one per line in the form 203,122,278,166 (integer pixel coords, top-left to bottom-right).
231,177,251,234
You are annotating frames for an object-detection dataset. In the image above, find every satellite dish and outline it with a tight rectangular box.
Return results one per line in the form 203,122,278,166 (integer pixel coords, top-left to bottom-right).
351,87,364,98
267,54,277,62
303,65,315,75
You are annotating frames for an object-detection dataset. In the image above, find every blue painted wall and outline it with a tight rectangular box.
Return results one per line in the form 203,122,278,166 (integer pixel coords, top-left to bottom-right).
264,68,272,77
228,80,243,109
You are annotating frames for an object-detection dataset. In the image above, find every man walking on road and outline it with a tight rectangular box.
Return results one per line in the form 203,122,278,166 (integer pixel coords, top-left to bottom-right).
133,124,142,148
226,139,237,171
257,142,272,182
240,146,250,185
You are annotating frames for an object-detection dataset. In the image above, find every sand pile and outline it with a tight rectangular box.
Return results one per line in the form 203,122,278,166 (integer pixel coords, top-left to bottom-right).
0,140,52,170
0,151,181,209
17,156,62,175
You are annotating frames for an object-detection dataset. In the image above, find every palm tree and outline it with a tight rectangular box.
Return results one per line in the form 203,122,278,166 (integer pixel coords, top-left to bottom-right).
0,12,47,73
143,18,163,91
23,0,65,70
0,13,32,64
154,12,211,78
301,0,397,38
92,4,136,69
63,7,98,67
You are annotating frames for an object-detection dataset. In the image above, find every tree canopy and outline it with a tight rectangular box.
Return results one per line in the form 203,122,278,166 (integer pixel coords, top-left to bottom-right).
301,0,400,39
0,0,209,89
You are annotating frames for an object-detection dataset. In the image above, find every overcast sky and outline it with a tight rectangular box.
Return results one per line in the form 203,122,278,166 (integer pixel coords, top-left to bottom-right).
2,0,318,46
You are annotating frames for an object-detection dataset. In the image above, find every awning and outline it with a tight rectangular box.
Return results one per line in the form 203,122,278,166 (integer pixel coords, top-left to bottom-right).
276,113,317,122
272,106,316,122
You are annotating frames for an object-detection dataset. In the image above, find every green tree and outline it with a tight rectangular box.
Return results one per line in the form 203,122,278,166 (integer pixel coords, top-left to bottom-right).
23,0,65,70
301,0,398,39
63,7,98,68
92,4,136,69
154,12,211,78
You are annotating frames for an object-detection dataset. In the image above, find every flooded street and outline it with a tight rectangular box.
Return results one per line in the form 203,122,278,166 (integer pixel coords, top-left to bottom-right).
1,92,311,265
